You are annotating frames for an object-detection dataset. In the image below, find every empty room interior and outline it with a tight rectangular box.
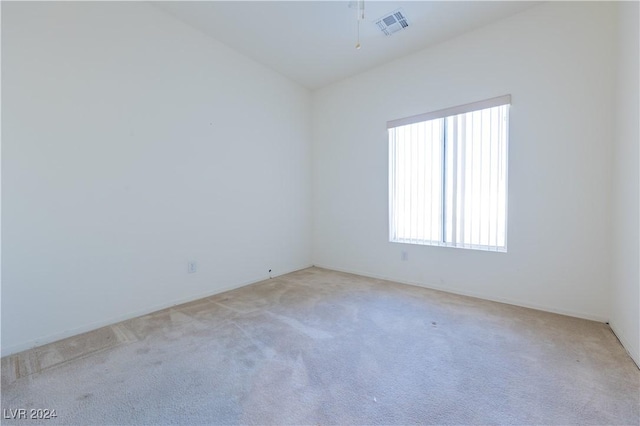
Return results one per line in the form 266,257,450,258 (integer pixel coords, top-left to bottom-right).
2,0,639,424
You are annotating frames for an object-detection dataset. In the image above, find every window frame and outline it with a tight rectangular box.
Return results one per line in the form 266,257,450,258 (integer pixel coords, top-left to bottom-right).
387,95,511,252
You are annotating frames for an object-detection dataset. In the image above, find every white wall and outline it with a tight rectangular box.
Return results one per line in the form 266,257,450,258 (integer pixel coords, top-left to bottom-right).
1,2,312,356
610,1,640,367
312,2,617,321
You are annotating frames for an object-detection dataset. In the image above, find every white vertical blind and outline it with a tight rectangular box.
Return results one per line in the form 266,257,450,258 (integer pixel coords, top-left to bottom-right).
389,119,443,244
388,98,509,252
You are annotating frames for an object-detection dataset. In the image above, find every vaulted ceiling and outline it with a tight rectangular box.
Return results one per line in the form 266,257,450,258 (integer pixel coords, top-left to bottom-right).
154,1,540,89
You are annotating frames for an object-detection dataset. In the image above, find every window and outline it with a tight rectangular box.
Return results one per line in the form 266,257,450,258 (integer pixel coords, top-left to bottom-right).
388,95,510,252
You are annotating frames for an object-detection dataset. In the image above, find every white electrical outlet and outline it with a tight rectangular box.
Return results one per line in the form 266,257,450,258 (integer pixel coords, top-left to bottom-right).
187,261,197,273
401,251,408,261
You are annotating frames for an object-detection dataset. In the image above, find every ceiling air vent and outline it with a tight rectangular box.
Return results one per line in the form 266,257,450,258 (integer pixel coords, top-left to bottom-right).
375,8,409,36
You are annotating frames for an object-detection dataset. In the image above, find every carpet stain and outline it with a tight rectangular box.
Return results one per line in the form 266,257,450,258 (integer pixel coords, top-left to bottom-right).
267,312,333,340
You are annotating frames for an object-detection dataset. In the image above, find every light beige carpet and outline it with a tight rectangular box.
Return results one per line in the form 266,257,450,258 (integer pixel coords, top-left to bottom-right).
1,267,639,425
